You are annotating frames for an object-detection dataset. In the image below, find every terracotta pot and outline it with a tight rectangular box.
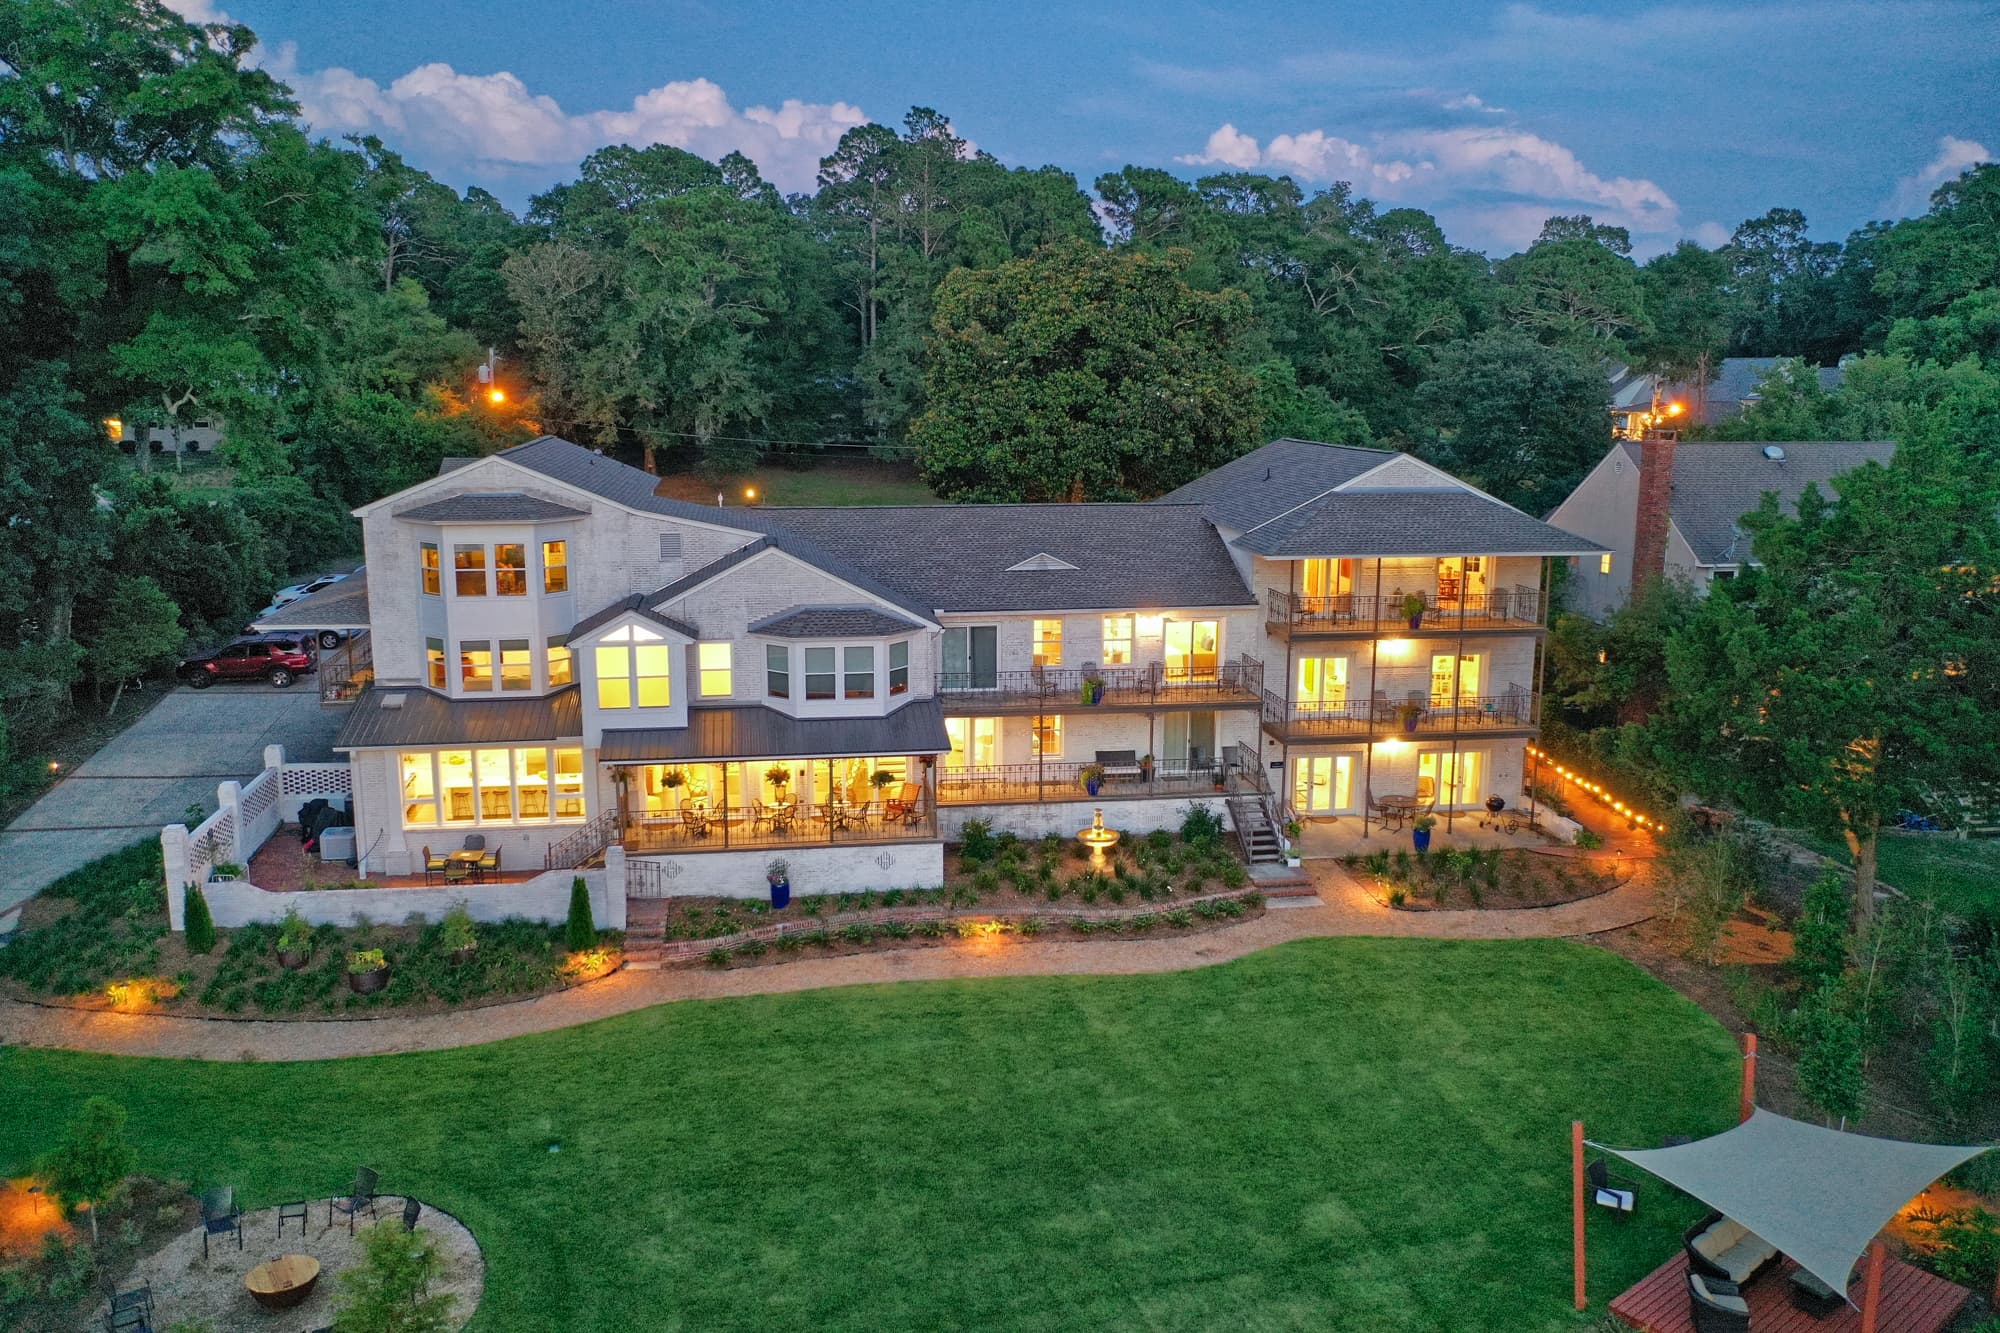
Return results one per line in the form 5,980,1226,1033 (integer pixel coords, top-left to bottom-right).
449,946,477,965
276,948,310,971
347,967,389,995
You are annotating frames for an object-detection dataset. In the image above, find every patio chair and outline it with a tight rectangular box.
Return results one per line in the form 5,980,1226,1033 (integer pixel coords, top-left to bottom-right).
102,1309,151,1333
421,846,447,885
1585,1158,1636,1215
329,1166,380,1235
751,799,781,833
680,799,711,838
442,859,472,886
105,1281,152,1326
461,833,485,853
899,788,928,827
1371,690,1394,722
476,844,500,879
199,1186,241,1258
1686,1272,1750,1333
401,1196,422,1232
884,782,919,819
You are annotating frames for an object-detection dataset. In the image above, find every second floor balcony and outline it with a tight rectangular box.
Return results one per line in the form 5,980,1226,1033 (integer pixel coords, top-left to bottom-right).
935,657,1265,714
1266,588,1547,639
1259,684,1538,742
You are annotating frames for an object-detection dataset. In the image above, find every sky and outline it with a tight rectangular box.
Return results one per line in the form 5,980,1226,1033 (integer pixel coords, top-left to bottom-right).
181,0,1996,257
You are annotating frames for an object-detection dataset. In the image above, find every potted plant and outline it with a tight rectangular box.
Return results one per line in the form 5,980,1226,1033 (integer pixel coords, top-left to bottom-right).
764,765,792,796
347,947,390,995
870,769,898,801
661,768,685,792
1080,763,1106,796
1412,814,1436,854
1080,672,1106,706
766,857,792,910
1396,701,1425,734
1283,818,1304,868
275,906,312,970
1401,592,1427,630
440,901,478,964
209,861,242,883
1139,753,1155,782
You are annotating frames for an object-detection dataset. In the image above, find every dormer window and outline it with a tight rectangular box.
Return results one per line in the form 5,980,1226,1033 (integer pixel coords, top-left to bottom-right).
595,625,670,709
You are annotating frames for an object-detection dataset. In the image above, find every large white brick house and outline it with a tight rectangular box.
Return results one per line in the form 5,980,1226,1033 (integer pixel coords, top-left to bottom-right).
326,436,1599,896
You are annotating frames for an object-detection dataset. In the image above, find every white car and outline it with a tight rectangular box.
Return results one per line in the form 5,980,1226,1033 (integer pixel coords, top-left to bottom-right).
270,570,352,607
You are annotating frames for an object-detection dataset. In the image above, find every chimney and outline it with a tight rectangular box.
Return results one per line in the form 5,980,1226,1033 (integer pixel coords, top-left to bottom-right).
1630,430,1678,591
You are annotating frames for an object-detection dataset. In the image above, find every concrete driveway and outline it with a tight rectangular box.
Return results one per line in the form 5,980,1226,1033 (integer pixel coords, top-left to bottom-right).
0,685,344,916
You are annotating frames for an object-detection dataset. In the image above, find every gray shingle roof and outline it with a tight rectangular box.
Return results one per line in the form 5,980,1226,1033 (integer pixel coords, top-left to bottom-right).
250,571,371,631
598,699,951,762
1153,438,1396,531
748,605,926,638
335,685,582,750
394,492,589,523
568,595,699,643
1629,439,1895,565
436,456,480,476
751,503,1255,612
1233,490,1606,558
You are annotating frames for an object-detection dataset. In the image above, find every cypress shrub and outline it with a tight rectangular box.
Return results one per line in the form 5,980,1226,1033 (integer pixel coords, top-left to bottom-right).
184,884,216,954
566,877,596,952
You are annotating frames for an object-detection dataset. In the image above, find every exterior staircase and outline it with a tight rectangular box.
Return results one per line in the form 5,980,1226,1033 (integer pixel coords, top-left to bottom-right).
1227,796,1285,865
621,897,670,969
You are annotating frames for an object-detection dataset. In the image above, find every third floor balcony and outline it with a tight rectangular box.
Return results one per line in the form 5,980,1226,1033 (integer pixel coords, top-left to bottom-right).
1265,587,1547,639
935,657,1265,714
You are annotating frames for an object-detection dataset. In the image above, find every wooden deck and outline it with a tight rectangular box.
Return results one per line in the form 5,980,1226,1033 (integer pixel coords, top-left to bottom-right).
1609,1252,1968,1333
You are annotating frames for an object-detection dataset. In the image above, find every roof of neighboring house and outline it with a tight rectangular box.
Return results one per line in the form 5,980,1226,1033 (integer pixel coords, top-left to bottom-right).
249,571,372,632
754,502,1256,611
436,456,481,476
747,605,928,638
597,698,952,763
1691,357,1845,408
394,492,589,523
1233,490,1607,558
335,685,582,750
1152,438,1396,531
568,594,699,642
1621,438,1896,565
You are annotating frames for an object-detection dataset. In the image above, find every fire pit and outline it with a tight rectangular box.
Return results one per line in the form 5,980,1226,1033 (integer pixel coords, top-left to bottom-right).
245,1253,320,1309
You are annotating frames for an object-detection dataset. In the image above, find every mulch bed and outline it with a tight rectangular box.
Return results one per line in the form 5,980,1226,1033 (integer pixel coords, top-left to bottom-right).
1343,847,1630,911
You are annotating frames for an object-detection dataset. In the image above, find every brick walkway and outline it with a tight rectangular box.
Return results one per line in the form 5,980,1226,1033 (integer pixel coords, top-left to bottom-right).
0,858,1660,1063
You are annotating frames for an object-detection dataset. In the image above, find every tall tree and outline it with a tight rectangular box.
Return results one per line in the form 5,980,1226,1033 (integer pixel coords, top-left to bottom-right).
1414,327,1609,511
1633,241,1736,413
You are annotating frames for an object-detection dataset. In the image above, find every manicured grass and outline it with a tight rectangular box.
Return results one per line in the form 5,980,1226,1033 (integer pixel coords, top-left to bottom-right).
1802,831,2000,920
0,939,1738,1331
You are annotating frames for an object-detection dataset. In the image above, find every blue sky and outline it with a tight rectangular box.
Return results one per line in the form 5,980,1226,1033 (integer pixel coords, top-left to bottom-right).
190,0,1996,256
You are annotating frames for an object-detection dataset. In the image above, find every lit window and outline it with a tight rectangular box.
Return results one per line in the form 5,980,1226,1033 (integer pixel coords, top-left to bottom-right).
500,639,532,691
1031,714,1062,758
542,539,568,594
1033,619,1063,667
426,637,446,689
516,747,550,818
438,749,474,824
594,624,669,709
554,747,585,818
420,543,440,596
495,543,527,596
766,645,789,699
845,645,875,699
945,717,997,768
459,640,492,692
453,545,486,596
1102,616,1133,666
477,748,513,819
804,647,836,700
699,642,732,697
400,752,437,826
547,636,572,686
889,640,909,695
1600,553,1613,575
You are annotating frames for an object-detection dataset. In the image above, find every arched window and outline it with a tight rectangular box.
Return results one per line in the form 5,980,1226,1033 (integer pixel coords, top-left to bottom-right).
595,625,671,709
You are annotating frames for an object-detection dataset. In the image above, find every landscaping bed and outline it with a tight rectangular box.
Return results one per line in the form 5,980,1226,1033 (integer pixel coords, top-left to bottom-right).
0,1174,194,1333
1341,844,1626,910
0,842,622,1020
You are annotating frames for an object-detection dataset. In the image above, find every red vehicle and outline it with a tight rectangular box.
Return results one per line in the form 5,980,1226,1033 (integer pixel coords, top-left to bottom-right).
179,635,316,689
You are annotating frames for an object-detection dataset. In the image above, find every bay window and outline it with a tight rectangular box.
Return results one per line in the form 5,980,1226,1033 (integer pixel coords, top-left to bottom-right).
420,543,440,596
495,542,527,595
543,539,569,593
889,640,910,695
401,746,588,827
804,647,836,700
500,639,532,691
426,637,446,689
766,645,790,699
453,544,486,596
844,645,875,699
459,640,492,692
547,636,572,686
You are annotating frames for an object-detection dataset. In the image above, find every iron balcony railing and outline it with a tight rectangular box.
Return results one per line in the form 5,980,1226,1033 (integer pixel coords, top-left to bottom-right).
1259,685,1538,739
1266,587,1546,636
937,743,1266,806
622,799,938,855
544,810,620,870
935,656,1265,710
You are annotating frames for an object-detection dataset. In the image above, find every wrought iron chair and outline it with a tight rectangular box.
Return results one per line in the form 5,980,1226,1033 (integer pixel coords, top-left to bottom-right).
680,799,712,838
199,1186,241,1258
421,846,447,885
329,1166,380,1235
401,1196,422,1231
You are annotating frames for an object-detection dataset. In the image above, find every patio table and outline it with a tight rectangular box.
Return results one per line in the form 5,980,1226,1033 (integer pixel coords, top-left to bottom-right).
1375,794,1418,831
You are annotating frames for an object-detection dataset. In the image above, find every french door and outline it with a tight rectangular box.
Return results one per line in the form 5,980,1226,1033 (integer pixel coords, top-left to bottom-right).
1164,619,1219,682
1416,749,1484,807
1295,656,1349,713
1293,754,1356,815
1429,653,1481,707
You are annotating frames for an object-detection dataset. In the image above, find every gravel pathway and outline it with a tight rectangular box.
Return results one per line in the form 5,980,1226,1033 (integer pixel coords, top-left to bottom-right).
0,857,1659,1064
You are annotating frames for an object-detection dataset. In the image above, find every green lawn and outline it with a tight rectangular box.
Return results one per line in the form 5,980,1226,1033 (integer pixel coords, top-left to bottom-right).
0,939,1737,1331
659,462,938,508
1803,831,2000,920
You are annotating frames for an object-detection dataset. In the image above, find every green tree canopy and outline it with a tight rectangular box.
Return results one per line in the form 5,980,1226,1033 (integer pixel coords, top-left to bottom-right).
1414,327,1610,511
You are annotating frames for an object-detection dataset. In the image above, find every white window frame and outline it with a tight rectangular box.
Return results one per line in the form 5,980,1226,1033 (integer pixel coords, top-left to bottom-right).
400,746,588,829
698,642,733,697
594,624,671,710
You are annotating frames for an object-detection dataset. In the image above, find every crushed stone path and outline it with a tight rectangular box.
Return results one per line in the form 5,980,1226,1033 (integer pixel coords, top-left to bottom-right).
0,859,1659,1063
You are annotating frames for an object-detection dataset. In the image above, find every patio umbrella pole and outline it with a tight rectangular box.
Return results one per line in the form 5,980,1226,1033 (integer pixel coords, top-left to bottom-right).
1571,1119,1586,1310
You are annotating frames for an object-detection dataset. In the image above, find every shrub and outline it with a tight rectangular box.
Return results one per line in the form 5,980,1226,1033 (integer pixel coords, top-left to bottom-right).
1573,827,1604,850
182,883,216,954
1179,803,1225,848
439,903,477,954
566,878,596,952
958,818,996,864
1791,870,1850,994
276,906,311,954
41,1096,137,1241
1793,988,1865,1127
333,1218,455,1333
1906,1206,2000,1294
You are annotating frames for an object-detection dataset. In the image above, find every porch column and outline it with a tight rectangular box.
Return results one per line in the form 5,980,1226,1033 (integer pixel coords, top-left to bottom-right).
1362,557,1385,837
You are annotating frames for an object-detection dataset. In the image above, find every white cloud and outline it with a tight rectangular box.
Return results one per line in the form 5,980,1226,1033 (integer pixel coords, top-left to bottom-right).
162,0,231,20
1690,220,1731,248
262,45,866,194
1442,93,1508,115
1886,135,1992,215
1177,121,1678,244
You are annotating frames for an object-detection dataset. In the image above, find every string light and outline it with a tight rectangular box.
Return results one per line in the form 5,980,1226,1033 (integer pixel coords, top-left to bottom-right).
1526,746,1659,829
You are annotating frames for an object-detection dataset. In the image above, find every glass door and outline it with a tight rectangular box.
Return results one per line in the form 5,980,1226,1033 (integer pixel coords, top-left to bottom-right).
945,717,997,770
1416,749,1483,807
1300,559,1354,601
1428,653,1481,708
1164,619,1219,682
1161,711,1217,768
1292,755,1355,814
1295,656,1349,715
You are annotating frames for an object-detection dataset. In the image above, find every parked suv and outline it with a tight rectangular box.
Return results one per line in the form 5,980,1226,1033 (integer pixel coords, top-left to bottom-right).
179,635,316,689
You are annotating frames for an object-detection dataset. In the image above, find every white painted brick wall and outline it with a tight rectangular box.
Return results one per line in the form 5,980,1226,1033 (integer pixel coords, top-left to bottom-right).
939,796,1225,840
205,866,616,929
629,841,945,898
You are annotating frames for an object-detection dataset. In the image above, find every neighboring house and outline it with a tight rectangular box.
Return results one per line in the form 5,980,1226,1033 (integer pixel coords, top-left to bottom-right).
327,435,1599,893
106,416,226,455
1548,436,1896,619
1606,358,1846,437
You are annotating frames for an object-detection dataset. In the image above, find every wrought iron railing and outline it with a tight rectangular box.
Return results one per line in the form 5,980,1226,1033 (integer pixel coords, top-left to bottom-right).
544,811,619,870
937,748,1264,806
1266,587,1545,635
1259,685,1537,737
318,630,374,705
935,656,1264,709
622,799,937,854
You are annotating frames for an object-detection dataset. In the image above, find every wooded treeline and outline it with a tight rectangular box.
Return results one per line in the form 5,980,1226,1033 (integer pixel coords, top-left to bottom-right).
5,0,2000,786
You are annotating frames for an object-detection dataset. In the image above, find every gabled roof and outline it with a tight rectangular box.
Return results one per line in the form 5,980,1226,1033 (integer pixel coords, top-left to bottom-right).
568,595,698,643
494,436,765,532
1234,490,1606,558
250,570,371,631
335,685,582,750
754,502,1256,612
1153,438,1396,531
394,492,588,523
748,605,927,638
1625,439,1895,565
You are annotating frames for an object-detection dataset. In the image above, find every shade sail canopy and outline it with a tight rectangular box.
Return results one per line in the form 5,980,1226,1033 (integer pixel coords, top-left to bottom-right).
1597,1109,1990,1300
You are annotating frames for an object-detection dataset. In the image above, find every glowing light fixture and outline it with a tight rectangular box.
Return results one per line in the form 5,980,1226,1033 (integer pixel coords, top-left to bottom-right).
487,387,507,405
